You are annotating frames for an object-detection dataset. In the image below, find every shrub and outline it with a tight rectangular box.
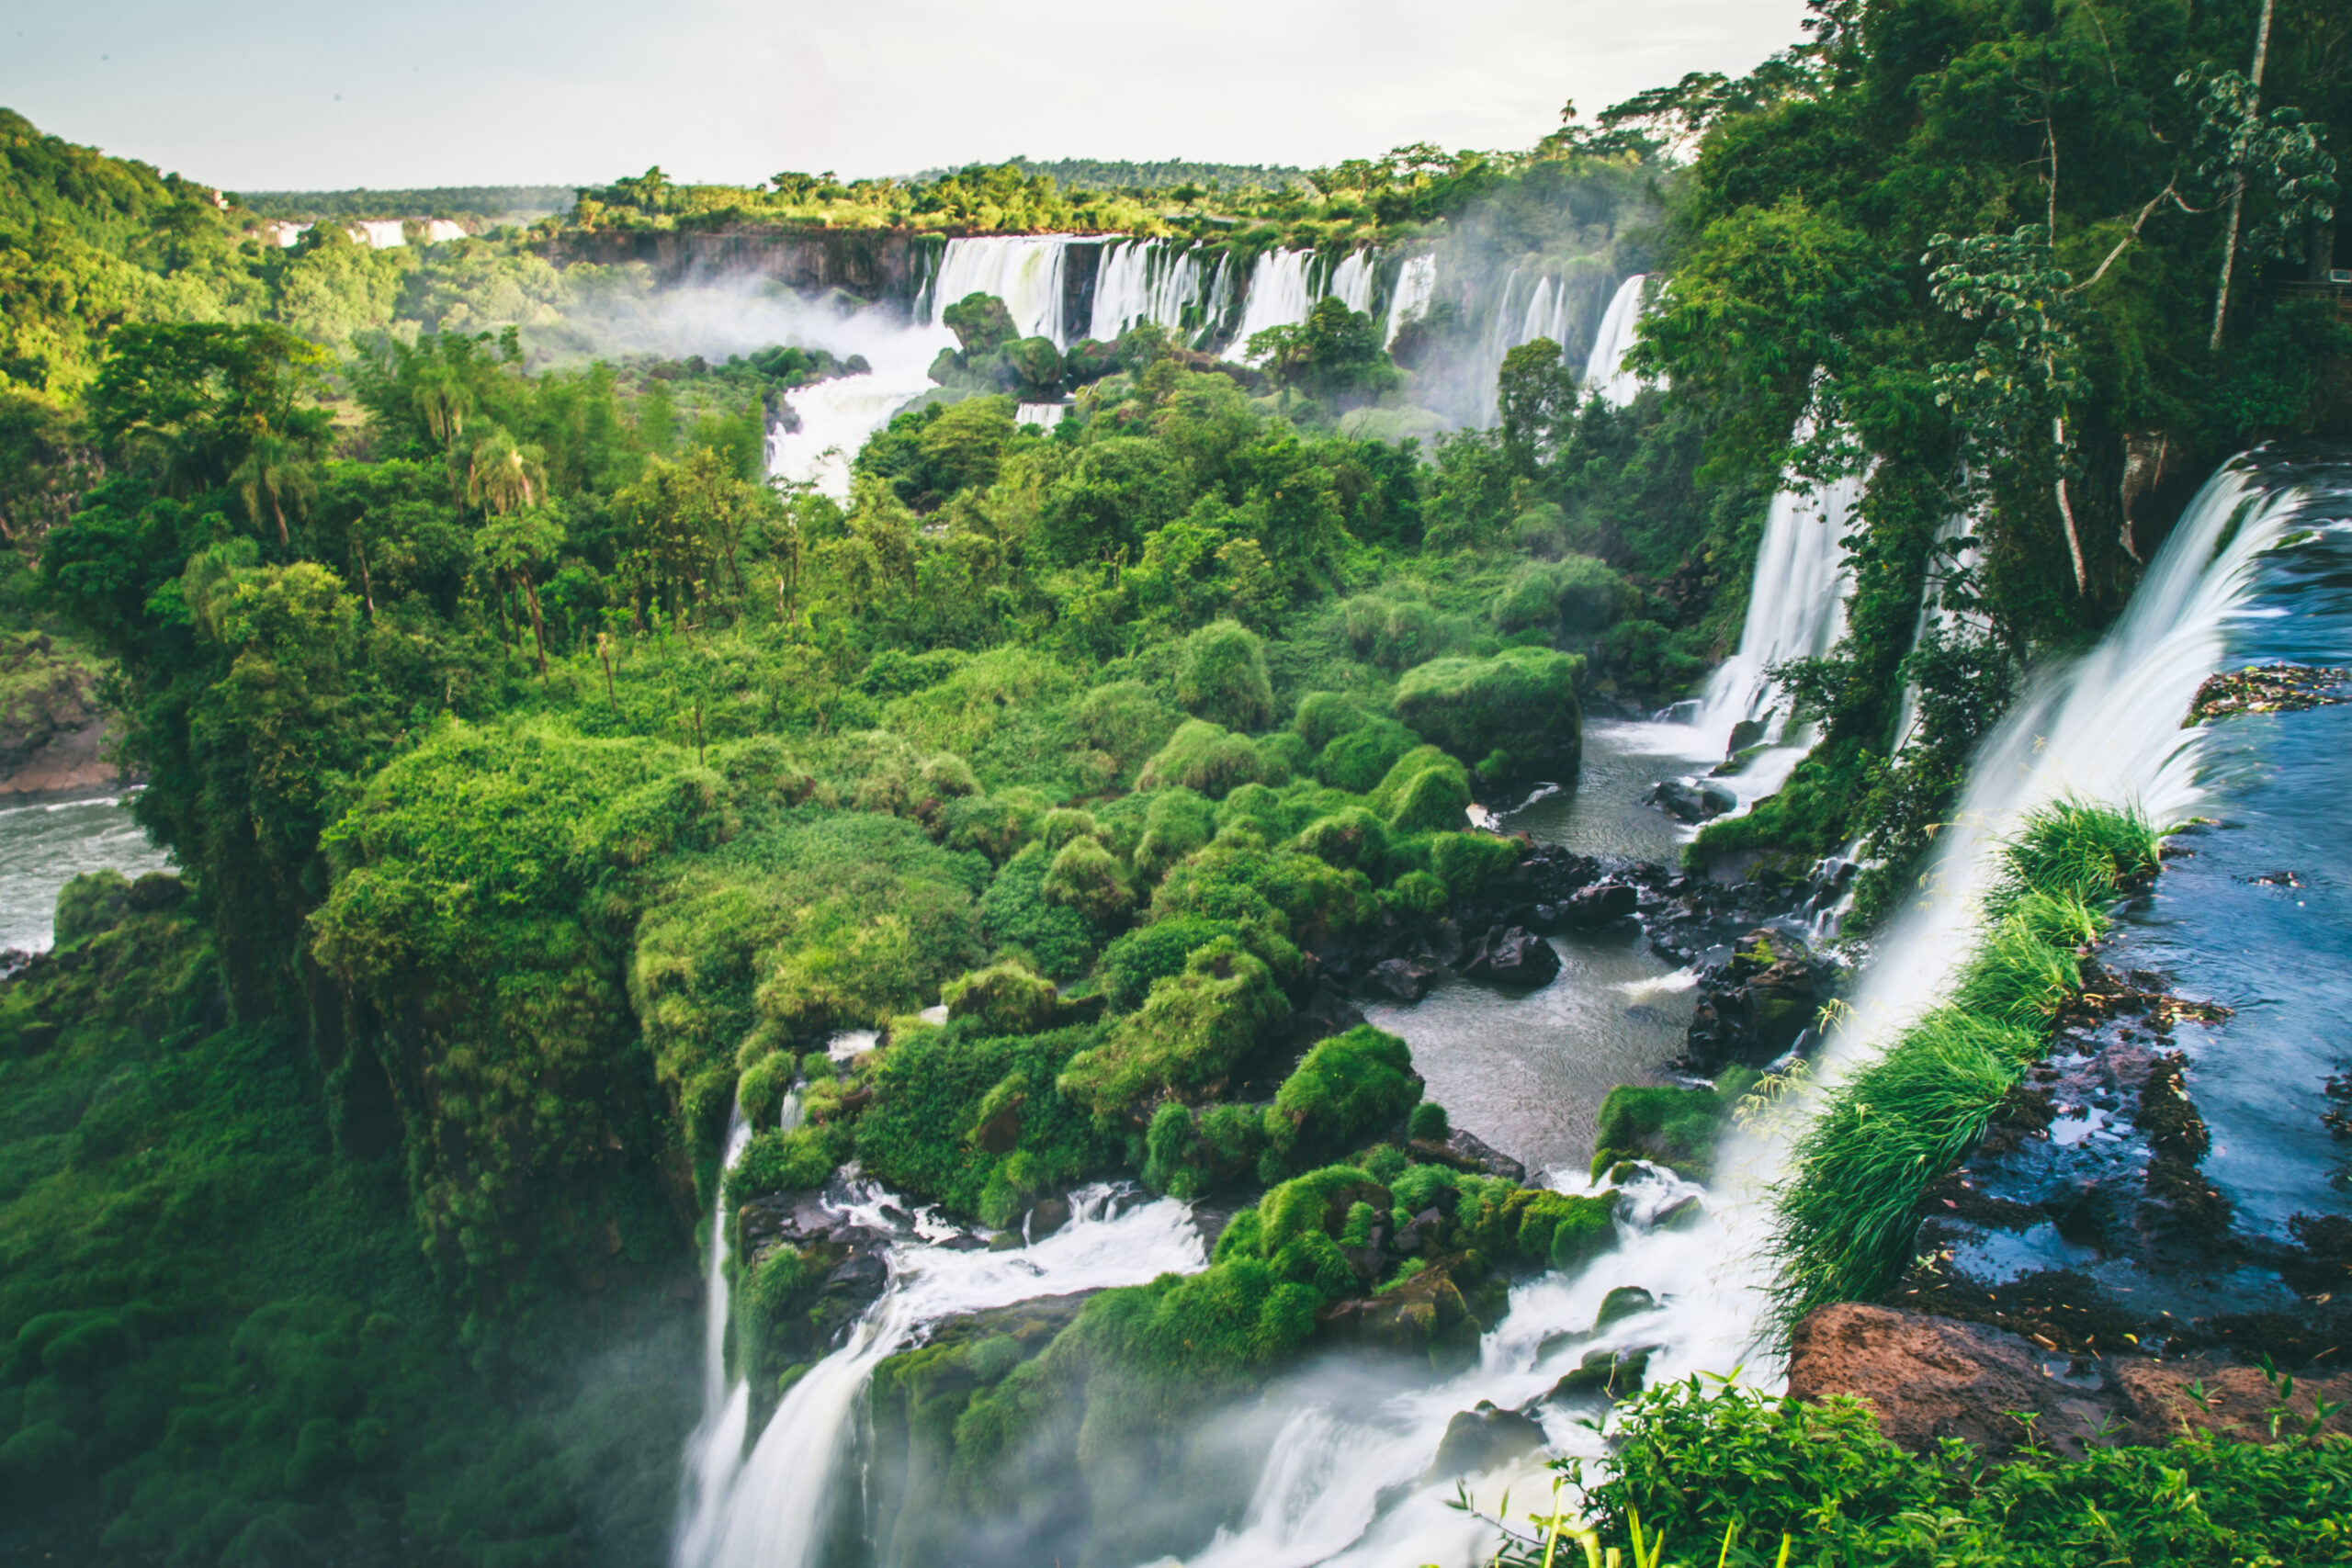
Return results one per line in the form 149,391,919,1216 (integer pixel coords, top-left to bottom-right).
1073,680,1182,783
1056,937,1289,1119
1263,1027,1421,1170
1407,1100,1450,1143
1511,502,1569,558
1395,646,1584,785
855,1023,1120,1216
1291,691,1368,751
1427,832,1521,900
1292,808,1388,873
1551,554,1626,635
1488,563,1563,634
1174,619,1274,731
1132,788,1216,881
1381,869,1451,917
1253,729,1311,784
980,844,1098,979
1042,837,1133,926
727,1123,848,1203
1093,916,1223,1011
1138,719,1264,798
1316,717,1421,793
1037,807,1102,852
1342,593,1449,671
54,870,132,948
1142,1100,1271,1198
943,961,1061,1035
1366,745,1474,834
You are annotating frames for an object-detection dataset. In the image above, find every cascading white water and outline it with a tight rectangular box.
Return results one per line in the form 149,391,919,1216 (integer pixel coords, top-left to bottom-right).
1015,401,1068,428
676,1183,1204,1568
1685,461,1867,776
1580,274,1647,407
1385,253,1437,347
768,367,942,501
673,1108,757,1566
926,235,1074,345
351,219,406,249
1327,250,1375,314
1090,238,1214,342
1884,512,1983,757
1231,249,1317,355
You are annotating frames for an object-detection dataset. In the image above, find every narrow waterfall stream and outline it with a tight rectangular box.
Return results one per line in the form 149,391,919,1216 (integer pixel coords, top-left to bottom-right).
1579,274,1646,407
677,1185,1204,1568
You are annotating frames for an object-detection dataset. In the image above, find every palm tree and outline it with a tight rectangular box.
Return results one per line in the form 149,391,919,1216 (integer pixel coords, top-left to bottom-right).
232,434,316,549
412,360,474,449
464,428,547,517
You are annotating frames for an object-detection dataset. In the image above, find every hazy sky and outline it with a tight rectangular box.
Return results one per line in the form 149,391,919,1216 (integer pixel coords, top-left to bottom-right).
2,0,1810,191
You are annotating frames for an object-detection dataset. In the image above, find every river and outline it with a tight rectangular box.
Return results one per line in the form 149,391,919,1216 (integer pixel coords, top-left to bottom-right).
0,791,172,954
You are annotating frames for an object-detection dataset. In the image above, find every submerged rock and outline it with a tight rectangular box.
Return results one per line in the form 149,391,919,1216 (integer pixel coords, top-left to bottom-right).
1429,1401,1546,1475
1538,1345,1652,1406
1646,778,1734,823
1593,1285,1657,1330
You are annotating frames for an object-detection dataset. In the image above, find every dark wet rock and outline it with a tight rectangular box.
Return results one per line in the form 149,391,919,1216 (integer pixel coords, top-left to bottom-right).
1726,717,1768,755
1292,981,1368,1043
1318,1261,1476,1362
1654,1194,1706,1231
1683,928,1827,1069
1026,1196,1071,1241
1539,1345,1653,1406
1560,881,1639,928
1429,1401,1546,1475
1594,1286,1657,1330
1403,1129,1527,1185
1646,778,1736,823
1458,926,1560,987
1368,957,1438,1002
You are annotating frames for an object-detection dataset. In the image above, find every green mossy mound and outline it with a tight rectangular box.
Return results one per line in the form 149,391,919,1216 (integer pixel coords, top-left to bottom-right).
1394,646,1584,787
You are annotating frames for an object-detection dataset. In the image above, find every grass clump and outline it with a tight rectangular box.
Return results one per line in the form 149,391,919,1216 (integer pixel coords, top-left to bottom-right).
1589,1068,1758,1181
1137,719,1265,798
1770,799,2162,1330
1263,1026,1422,1175
1056,936,1290,1120
1173,618,1274,731
1393,646,1584,786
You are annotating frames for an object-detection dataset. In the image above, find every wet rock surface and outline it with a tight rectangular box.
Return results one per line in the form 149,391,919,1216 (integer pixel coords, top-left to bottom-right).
1429,1401,1546,1475
1680,927,1830,1070
1789,1303,2352,1458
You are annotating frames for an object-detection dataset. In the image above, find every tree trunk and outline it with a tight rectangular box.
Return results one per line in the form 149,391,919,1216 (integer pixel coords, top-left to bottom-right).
2211,0,2277,351
353,539,377,618
272,491,288,549
519,570,549,678
2054,414,2087,595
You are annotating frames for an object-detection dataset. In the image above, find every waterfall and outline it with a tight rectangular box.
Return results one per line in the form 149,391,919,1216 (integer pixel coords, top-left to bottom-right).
1685,460,1867,765
1131,457,2301,1568
925,235,1074,345
1580,274,1647,407
350,220,406,249
1231,249,1317,355
1327,249,1375,314
1884,512,1983,756
1089,238,1215,342
673,1108,757,1566
676,1182,1204,1568
768,366,942,501
1015,401,1068,428
1385,253,1436,347
1822,460,2290,1074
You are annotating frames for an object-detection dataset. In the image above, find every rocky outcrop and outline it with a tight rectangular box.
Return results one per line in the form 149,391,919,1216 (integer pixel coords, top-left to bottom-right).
1456,924,1561,987
1682,928,1828,1069
0,634,119,796
1787,1303,2352,1458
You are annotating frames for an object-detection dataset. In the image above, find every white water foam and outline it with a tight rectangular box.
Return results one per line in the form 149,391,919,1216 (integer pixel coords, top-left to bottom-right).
1385,253,1437,347
672,1109,756,1567
1581,274,1647,407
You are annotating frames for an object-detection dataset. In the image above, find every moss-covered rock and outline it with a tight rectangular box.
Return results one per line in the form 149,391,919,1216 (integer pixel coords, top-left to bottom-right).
943,960,1061,1035
1137,719,1264,798
1041,836,1132,926
1394,647,1584,786
1317,717,1423,793
1174,619,1275,732
1263,1026,1422,1173
1056,936,1288,1119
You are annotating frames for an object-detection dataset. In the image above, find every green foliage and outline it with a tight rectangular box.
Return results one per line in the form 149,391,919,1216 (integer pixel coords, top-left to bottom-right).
1394,646,1584,785
1263,1026,1421,1172
1137,718,1265,798
1042,837,1133,926
1092,915,1223,1012
1317,717,1422,794
1174,618,1275,731
52,869,132,949
1578,1379,2352,1568
1293,807,1389,873
942,960,1060,1035
1771,802,2161,1329
1589,1069,1758,1181
854,1023,1121,1218
727,1123,849,1202
980,843,1098,980
1056,937,1288,1120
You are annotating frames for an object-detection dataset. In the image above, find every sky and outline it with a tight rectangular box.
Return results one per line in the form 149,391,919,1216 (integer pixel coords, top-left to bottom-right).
0,0,1811,191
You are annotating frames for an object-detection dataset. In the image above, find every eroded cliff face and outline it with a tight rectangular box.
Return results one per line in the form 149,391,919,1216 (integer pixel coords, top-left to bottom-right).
0,631,117,795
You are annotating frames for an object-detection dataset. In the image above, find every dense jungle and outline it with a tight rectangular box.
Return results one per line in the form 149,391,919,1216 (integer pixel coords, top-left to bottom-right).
4,1,2352,1565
